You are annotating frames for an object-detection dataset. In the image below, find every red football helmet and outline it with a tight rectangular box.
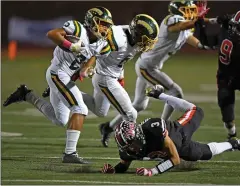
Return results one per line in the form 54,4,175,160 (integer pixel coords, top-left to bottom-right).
114,121,146,155
229,11,240,42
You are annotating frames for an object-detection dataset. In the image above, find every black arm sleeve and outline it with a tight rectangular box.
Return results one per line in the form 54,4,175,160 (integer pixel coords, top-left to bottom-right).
114,162,130,173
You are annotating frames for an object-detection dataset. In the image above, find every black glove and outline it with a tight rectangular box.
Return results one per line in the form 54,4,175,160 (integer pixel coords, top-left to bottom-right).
42,86,50,98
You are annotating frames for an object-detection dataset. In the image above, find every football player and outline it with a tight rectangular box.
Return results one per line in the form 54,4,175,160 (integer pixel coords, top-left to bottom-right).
216,11,240,139
101,85,240,176
40,15,159,133
99,0,216,147
3,7,113,164
82,14,159,126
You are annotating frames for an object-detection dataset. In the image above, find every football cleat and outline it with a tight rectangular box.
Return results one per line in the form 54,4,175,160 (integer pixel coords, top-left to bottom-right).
145,85,164,99
228,137,240,151
227,132,237,140
99,122,113,148
62,152,90,164
3,84,31,107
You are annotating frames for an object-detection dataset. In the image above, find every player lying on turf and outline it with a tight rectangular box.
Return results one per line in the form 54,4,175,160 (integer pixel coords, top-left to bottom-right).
3,7,113,164
101,85,240,176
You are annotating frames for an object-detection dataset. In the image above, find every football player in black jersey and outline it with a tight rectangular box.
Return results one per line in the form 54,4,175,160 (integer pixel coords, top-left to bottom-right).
216,11,240,139
101,85,240,176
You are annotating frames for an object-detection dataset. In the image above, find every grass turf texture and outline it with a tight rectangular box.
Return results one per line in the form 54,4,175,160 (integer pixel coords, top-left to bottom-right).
1,51,240,185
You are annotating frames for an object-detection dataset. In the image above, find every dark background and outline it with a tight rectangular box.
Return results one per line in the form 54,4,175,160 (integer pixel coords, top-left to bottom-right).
2,1,240,45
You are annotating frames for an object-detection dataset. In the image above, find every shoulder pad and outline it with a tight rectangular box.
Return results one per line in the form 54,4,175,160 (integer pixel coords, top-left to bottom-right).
164,15,185,26
63,20,82,38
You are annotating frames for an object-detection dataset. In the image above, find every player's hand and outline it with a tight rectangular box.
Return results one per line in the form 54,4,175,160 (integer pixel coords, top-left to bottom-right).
198,7,210,19
217,14,232,25
80,66,95,79
118,78,125,87
101,163,115,174
145,85,164,99
42,86,50,98
69,39,83,53
136,167,153,177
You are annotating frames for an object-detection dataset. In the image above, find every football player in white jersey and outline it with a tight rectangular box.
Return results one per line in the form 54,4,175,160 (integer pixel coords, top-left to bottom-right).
79,14,159,147
40,14,159,145
100,0,216,147
3,7,113,163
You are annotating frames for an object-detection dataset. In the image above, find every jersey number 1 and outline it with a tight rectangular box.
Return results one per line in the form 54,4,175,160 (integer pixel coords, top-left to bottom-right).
219,39,233,65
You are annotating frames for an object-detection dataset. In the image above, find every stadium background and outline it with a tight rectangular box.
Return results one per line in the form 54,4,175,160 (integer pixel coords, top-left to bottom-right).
1,1,240,185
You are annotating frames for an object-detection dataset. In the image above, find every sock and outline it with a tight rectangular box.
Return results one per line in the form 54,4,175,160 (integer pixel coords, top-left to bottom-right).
25,92,62,126
109,114,123,129
224,122,236,135
65,129,80,154
161,103,174,120
159,93,195,112
207,142,232,156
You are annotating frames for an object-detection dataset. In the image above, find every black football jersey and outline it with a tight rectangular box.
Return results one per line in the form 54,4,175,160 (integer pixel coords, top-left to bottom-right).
218,20,240,77
119,118,182,161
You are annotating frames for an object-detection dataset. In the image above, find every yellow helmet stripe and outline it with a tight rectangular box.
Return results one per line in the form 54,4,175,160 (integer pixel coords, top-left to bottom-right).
137,14,159,36
73,21,81,37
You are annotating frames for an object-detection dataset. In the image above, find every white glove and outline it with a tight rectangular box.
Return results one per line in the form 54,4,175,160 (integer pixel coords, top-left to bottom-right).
69,39,83,53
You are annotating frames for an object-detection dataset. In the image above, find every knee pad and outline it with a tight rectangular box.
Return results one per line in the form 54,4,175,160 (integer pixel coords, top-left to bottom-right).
70,105,88,116
168,83,184,98
132,98,149,112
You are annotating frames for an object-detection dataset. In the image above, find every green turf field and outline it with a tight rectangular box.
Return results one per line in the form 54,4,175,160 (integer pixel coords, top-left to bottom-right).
1,51,240,185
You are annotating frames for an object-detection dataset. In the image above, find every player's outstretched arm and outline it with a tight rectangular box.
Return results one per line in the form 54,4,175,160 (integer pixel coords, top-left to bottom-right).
46,28,67,46
101,159,132,174
136,135,180,177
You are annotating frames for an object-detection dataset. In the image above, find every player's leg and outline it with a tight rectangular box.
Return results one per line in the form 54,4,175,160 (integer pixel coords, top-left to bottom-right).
3,84,68,127
217,78,236,139
81,74,111,117
138,65,183,120
98,75,137,147
179,139,240,162
49,70,88,164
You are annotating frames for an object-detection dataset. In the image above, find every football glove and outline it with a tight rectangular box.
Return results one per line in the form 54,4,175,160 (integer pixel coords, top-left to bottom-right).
101,163,115,174
118,78,125,87
80,66,95,79
145,85,164,99
136,167,153,177
42,86,50,98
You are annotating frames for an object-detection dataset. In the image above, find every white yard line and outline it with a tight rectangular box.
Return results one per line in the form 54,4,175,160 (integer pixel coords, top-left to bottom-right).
2,155,240,163
0,179,225,185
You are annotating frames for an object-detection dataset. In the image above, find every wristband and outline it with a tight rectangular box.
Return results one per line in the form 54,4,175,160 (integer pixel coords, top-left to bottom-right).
62,39,72,49
155,159,174,174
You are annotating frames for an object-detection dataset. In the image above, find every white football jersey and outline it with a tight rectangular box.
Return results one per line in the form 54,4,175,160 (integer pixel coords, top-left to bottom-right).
95,25,140,78
139,15,193,69
51,20,108,76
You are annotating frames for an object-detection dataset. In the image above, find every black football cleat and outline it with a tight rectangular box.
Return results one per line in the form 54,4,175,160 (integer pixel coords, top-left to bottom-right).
227,132,237,140
228,137,240,151
62,152,90,164
99,122,113,148
3,84,31,107
145,85,164,99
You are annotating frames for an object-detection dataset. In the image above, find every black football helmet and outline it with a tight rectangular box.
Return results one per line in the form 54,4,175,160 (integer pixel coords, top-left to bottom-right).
169,0,198,20
84,6,113,39
129,14,159,52
114,121,146,156
228,10,240,42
